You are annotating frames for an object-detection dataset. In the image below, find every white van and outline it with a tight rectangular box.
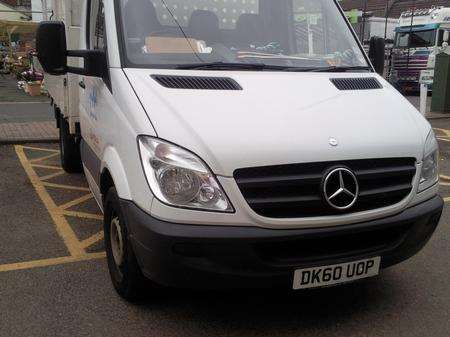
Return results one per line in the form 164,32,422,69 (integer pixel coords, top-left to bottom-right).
36,0,443,301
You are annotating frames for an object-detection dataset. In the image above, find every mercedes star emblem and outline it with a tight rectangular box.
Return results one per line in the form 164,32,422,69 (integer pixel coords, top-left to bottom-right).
329,138,338,147
323,167,359,210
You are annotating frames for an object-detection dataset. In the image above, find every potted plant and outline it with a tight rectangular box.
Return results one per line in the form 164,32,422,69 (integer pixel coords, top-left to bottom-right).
26,80,42,96
20,70,44,96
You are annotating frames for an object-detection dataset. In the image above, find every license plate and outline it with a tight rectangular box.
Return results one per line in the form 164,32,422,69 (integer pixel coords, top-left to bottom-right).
293,257,381,290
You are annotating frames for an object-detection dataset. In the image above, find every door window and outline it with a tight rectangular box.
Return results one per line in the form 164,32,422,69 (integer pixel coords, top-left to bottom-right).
437,30,446,47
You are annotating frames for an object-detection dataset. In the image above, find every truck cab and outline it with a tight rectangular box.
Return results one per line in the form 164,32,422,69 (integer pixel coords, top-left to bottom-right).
427,24,450,71
390,6,450,93
37,0,442,301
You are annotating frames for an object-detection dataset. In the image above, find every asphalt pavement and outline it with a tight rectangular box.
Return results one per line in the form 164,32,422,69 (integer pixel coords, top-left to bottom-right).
0,118,449,336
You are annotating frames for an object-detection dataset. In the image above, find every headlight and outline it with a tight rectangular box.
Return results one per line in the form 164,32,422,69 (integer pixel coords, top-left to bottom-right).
138,136,233,212
418,130,439,192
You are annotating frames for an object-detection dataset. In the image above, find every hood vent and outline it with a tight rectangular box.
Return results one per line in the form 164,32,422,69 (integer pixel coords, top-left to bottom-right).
151,75,242,90
331,77,382,91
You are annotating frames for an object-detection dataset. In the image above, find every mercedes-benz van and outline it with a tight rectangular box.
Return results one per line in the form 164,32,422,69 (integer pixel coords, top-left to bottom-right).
36,0,443,301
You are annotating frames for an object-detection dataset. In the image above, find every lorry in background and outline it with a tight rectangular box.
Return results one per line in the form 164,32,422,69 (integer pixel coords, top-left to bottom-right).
389,6,450,93
37,0,442,301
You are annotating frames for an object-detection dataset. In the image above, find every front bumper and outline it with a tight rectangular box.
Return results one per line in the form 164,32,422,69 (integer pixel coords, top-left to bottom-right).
122,196,443,290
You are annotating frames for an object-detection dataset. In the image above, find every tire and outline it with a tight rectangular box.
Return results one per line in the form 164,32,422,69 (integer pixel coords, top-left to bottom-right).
59,115,82,173
104,187,148,301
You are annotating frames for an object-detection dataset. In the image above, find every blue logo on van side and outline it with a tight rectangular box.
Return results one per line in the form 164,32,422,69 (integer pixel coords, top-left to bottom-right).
88,87,98,121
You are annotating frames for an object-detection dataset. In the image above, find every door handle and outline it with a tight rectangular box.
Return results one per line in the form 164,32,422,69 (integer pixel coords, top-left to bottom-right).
79,80,86,89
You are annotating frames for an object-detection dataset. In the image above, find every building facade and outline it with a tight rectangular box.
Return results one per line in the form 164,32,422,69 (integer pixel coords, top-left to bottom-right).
0,0,31,21
0,0,31,9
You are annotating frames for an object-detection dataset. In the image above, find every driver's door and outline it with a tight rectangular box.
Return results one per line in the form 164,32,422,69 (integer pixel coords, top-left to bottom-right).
79,0,112,201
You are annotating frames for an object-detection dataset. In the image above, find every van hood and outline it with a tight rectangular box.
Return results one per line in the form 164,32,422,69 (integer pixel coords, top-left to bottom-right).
125,69,430,176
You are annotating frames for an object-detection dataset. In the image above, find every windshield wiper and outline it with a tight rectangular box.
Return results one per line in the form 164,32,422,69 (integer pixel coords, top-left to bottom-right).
301,66,373,73
175,63,372,73
175,62,290,71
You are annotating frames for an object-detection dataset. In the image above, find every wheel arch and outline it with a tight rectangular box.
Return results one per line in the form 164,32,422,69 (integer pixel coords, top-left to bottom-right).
100,146,132,201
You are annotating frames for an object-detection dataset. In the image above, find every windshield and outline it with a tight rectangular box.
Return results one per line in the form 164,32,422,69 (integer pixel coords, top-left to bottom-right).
394,29,437,49
118,0,369,70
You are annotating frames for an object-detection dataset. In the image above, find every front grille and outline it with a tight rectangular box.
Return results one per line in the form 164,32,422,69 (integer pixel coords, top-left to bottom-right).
393,56,429,71
234,158,416,218
151,75,242,90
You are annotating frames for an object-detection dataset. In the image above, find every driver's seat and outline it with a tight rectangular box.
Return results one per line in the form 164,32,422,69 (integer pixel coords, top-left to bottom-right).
188,10,221,45
235,14,265,46
123,0,162,38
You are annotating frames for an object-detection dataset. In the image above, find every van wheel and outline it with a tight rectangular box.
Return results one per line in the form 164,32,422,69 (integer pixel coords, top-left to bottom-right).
104,187,148,301
59,116,82,173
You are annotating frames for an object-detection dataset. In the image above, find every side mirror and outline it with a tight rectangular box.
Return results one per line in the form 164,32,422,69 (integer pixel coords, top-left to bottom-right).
369,36,385,76
443,31,450,47
36,21,107,78
36,21,67,75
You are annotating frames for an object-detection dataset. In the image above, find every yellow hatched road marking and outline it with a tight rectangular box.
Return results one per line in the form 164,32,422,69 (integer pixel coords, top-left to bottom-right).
22,146,60,153
0,146,106,273
30,152,60,163
31,164,63,170
58,194,94,210
81,231,104,249
0,253,106,273
63,210,103,221
40,171,65,181
42,182,91,192
433,128,450,137
15,145,85,257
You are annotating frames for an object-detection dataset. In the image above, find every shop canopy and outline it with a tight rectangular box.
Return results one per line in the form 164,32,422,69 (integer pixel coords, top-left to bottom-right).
0,19,38,39
0,19,38,55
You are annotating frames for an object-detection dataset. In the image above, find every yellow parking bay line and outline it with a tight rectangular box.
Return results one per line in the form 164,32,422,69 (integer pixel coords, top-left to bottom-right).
437,138,450,143
0,146,106,273
81,231,104,249
58,194,94,210
0,253,106,273
31,164,63,170
40,171,65,181
42,182,91,192
62,210,103,221
30,152,60,163
434,127,450,136
21,145,60,153
15,145,86,257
